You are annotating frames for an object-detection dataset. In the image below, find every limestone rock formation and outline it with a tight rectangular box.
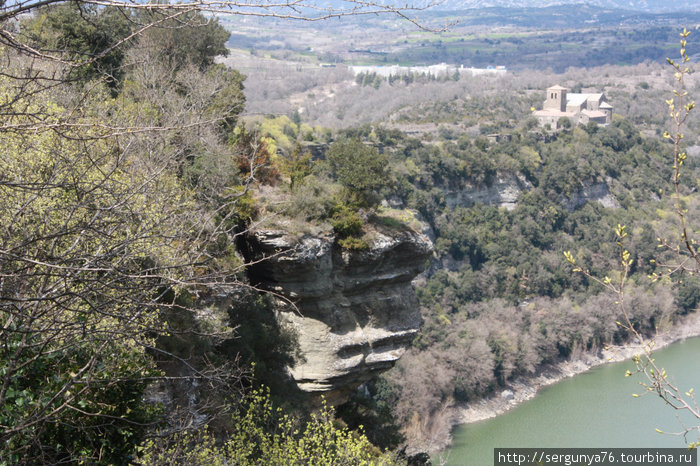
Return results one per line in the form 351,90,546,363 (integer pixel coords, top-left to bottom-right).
444,172,532,211
242,227,432,400
564,180,619,211
442,172,618,213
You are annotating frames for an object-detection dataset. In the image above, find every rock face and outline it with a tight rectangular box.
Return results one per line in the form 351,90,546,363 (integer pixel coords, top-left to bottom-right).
444,173,532,211
564,180,619,211
242,228,432,400
442,172,618,213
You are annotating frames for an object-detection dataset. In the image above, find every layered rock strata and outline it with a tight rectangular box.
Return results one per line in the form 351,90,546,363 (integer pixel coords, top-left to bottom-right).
444,173,533,211
243,228,432,399
564,180,619,211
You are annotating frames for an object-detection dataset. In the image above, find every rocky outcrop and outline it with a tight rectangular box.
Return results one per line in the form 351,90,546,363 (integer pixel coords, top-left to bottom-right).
443,173,618,213
564,180,619,211
242,227,433,401
444,173,532,211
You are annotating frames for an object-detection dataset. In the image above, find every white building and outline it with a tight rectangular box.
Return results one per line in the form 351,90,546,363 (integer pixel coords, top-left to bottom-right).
348,64,507,78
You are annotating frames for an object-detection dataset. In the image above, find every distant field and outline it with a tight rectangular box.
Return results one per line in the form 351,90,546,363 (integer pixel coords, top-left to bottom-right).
222,8,700,72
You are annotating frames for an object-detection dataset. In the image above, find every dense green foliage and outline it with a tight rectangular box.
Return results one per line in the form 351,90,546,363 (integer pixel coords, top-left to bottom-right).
326,138,389,208
381,118,675,300
249,84,698,448
21,4,133,86
324,112,699,446
247,76,700,449
139,388,400,465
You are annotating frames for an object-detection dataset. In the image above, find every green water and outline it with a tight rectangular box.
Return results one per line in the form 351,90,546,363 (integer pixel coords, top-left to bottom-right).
439,336,700,465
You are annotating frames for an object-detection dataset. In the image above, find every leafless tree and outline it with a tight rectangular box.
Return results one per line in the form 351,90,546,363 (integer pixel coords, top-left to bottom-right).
0,0,443,461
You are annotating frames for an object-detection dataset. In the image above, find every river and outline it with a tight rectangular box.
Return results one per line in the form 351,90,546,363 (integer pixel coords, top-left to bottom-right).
439,336,700,465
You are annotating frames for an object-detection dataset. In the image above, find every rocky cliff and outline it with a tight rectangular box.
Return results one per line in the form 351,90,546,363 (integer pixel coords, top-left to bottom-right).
563,180,619,211
442,173,618,212
444,172,532,211
242,227,432,402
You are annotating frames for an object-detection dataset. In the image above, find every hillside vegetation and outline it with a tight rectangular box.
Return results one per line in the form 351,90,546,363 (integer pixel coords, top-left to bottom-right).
3,1,700,463
0,5,404,464
234,30,700,451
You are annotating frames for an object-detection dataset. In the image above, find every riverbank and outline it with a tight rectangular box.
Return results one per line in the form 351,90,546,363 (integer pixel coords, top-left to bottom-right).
432,310,700,453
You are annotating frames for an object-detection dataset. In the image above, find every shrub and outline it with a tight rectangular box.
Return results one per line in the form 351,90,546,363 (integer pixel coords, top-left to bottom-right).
331,205,364,238
138,388,400,465
284,175,336,221
338,236,370,250
326,138,388,207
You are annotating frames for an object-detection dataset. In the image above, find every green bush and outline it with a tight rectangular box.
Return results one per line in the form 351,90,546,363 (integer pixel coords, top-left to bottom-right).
331,206,364,238
138,388,401,465
326,138,388,207
338,236,370,250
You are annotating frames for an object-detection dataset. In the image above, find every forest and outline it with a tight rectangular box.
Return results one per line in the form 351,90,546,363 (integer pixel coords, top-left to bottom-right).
234,21,700,454
2,0,700,464
0,3,411,464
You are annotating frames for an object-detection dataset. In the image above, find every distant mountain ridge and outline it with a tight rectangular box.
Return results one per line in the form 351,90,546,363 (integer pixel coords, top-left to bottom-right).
315,0,699,16
428,0,699,13
410,3,700,29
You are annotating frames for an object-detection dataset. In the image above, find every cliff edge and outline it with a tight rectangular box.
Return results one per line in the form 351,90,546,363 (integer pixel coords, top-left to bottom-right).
242,226,432,402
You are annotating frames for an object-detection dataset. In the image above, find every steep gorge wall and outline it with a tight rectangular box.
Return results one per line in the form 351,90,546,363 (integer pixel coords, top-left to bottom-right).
444,172,532,211
442,172,618,212
242,228,433,401
563,179,619,211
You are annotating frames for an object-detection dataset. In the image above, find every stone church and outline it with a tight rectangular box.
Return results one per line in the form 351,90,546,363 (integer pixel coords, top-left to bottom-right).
534,85,613,129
